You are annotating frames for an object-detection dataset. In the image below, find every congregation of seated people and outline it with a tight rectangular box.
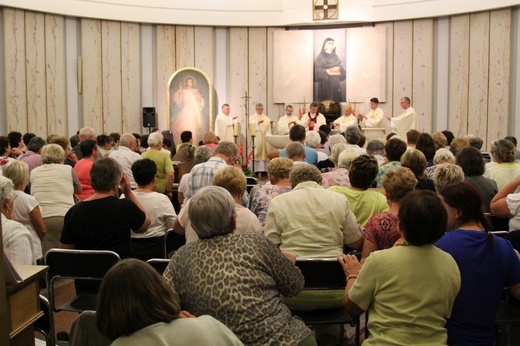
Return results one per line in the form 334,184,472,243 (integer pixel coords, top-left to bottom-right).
3,121,520,346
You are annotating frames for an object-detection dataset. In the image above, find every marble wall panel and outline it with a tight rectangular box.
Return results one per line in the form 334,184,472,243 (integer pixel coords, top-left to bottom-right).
121,22,141,133
81,18,103,131
102,20,122,134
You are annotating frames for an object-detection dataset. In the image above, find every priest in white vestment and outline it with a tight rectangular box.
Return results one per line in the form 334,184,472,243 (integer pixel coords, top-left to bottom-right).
332,105,358,132
250,103,272,172
277,105,300,135
299,102,326,131
386,97,417,137
215,104,240,142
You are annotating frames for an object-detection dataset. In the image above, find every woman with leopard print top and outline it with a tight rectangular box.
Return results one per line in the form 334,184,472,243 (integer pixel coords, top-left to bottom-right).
164,186,317,346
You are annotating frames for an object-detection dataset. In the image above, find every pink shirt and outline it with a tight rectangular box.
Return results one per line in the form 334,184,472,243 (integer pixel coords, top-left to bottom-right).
73,159,94,200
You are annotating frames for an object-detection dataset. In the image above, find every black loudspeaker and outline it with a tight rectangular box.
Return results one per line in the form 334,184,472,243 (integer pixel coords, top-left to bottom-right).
143,107,156,127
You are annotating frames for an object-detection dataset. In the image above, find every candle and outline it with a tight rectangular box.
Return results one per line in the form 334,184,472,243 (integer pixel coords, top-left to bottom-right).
250,122,256,137
233,121,239,137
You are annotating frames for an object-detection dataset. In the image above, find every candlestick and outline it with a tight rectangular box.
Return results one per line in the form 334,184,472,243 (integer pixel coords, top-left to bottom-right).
233,121,239,137
250,122,256,137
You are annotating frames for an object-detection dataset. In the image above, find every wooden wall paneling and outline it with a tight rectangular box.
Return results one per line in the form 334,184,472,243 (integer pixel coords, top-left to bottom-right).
267,27,285,126
45,14,67,136
448,14,470,136
194,26,214,81
248,27,267,115
412,19,434,133
376,22,394,134
3,8,27,132
101,20,122,134
487,8,511,145
229,27,249,153
25,11,47,136
467,12,490,143
156,25,176,132
121,22,141,134
194,26,215,131
81,19,103,132
392,20,413,117
175,26,195,69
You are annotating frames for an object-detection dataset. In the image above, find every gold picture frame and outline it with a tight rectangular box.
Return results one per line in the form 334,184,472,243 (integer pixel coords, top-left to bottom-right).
167,67,214,145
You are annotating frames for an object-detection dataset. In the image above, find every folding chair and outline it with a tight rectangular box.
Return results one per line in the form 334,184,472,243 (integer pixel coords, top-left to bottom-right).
164,228,186,258
246,176,258,194
45,249,121,313
290,258,360,346
485,213,510,232
146,258,171,275
505,230,520,252
34,294,56,346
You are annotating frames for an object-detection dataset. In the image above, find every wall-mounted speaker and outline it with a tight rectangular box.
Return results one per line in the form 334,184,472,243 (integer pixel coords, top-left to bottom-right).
143,107,156,127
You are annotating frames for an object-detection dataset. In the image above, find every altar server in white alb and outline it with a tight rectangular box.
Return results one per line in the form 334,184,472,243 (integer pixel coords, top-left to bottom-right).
386,96,417,137
299,102,326,131
277,105,300,135
250,103,273,172
215,104,241,142
357,97,384,128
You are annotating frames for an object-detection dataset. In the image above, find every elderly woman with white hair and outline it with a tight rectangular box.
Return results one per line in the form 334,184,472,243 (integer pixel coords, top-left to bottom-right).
321,144,357,189
0,175,36,264
30,143,81,255
366,138,385,166
2,160,45,261
141,132,174,196
425,148,456,179
305,131,328,162
164,185,315,346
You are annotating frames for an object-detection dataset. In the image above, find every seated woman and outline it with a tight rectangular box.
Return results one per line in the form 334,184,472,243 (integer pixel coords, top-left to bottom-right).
73,139,99,201
0,135,15,173
457,146,497,213
485,139,520,189
362,166,417,260
374,137,407,188
437,182,520,345
491,174,520,231
59,157,151,258
3,160,45,261
164,186,315,346
31,144,82,255
415,132,436,166
432,163,464,193
0,176,36,264
250,158,293,227
425,148,455,179
400,148,435,191
339,190,461,345
123,159,177,261
175,166,261,243
320,143,349,188
329,155,389,227
96,259,242,345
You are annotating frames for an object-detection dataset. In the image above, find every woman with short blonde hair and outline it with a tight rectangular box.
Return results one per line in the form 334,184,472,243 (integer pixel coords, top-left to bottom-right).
251,158,293,226
3,160,46,260
31,144,82,254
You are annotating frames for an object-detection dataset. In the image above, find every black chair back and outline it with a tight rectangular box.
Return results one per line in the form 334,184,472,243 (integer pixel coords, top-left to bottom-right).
295,258,346,290
146,258,170,274
506,230,520,252
164,229,186,258
45,249,121,312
